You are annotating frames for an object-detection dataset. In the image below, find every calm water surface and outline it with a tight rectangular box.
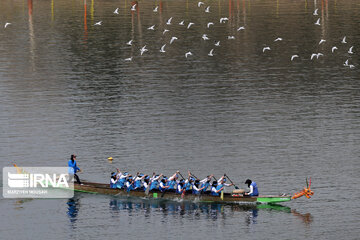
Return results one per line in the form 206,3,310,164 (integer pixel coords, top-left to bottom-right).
0,0,359,239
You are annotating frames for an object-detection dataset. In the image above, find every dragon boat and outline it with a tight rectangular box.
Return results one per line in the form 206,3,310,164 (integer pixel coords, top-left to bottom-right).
73,179,314,204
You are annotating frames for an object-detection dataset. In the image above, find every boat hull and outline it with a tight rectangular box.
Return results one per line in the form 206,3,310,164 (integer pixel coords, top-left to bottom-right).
74,182,291,204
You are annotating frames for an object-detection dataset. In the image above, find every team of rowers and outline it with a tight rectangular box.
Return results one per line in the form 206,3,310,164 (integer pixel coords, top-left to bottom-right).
109,169,259,196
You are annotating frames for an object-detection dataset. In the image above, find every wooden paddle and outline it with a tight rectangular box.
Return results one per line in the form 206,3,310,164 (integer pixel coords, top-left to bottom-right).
224,174,239,189
145,172,155,195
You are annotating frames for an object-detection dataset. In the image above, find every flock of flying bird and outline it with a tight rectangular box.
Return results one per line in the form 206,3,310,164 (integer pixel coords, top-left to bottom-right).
107,2,356,68
2,2,356,69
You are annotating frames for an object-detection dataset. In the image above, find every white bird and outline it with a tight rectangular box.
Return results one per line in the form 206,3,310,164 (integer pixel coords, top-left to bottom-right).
170,36,178,44
214,41,220,47
343,59,349,66
349,64,355,69
198,2,204,7
227,36,235,40
205,6,210,13
160,44,166,53
311,53,317,60
341,36,347,44
331,46,338,53
94,21,102,26
124,57,133,61
114,8,119,14
274,37,283,42
187,22,194,29
131,4,137,11
291,55,299,61
166,17,173,25
202,34,209,40
185,51,193,58
163,29,169,35
207,22,214,28
208,49,214,57
127,40,133,46
237,26,245,31
313,8,318,15
348,46,354,54
140,45,148,55
179,20,185,25
153,6,158,12
317,53,324,58
4,22,11,28
263,47,271,52
315,18,320,25
319,39,326,45
220,17,229,23
147,25,155,30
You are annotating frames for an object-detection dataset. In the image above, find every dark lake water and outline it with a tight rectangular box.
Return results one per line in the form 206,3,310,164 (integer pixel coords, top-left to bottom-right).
0,0,359,239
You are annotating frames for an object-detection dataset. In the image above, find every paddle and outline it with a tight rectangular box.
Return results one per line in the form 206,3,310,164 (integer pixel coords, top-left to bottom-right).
178,172,185,180
190,172,199,180
145,172,155,195
224,174,239,189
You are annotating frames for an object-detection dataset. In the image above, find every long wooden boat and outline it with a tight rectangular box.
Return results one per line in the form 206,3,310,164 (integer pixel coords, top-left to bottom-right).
74,181,294,204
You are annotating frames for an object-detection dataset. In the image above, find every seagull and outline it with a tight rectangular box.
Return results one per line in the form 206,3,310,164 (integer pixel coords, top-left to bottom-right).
207,22,214,28
94,21,102,26
4,22,11,28
341,36,347,44
163,29,169,35
274,37,283,42
202,34,209,40
348,46,354,54
220,17,229,23
319,39,326,45
166,17,173,25
208,49,214,57
237,26,245,31
124,57,133,61
343,59,349,66
179,20,185,25
291,55,299,61
263,46,271,52
315,18,320,25
214,41,220,47
331,46,338,53
140,45,148,55
127,40,133,46
131,4,137,11
185,51,193,58
147,25,155,30
170,36,178,44
205,6,210,13
313,8,318,15
153,6,158,12
160,44,166,53
198,2,204,7
187,22,194,29
114,8,119,14
227,36,235,40
349,64,355,69
311,53,317,60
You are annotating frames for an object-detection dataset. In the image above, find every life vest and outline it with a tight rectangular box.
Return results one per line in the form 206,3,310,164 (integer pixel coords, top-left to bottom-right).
250,182,259,196
68,160,79,174
149,180,158,190
211,184,223,196
134,179,142,189
110,180,114,188
167,180,177,189
184,182,192,191
126,181,134,191
200,182,210,192
159,182,167,192
176,184,184,194
116,178,126,188
192,185,201,195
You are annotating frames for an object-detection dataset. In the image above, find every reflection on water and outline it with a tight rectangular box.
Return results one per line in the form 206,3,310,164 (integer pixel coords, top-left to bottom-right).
67,197,80,224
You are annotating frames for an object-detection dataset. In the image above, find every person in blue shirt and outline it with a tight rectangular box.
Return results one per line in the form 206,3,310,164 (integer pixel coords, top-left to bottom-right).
110,172,118,188
244,179,259,196
68,154,81,184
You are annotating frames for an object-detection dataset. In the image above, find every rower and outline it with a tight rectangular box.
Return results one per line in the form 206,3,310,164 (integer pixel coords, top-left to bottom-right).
110,172,118,188
134,173,146,189
116,171,130,189
143,175,150,190
200,175,213,192
167,171,179,190
176,179,185,194
244,179,259,196
149,173,162,191
125,175,135,191
211,176,233,196
184,171,195,191
192,179,205,195
159,176,170,192
68,154,81,184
